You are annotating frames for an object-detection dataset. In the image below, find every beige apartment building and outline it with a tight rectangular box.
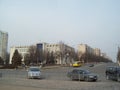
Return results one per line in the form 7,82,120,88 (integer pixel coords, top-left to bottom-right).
9,46,30,64
78,44,94,55
77,44,102,62
37,42,75,64
78,44,101,55
94,48,101,56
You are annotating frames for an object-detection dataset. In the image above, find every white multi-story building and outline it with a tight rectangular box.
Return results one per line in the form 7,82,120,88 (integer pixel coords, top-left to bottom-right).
0,30,8,62
37,42,75,64
46,43,74,53
9,46,30,64
9,42,75,65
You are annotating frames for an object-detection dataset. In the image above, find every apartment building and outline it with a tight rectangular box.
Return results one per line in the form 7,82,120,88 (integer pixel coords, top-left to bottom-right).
37,42,75,64
9,46,30,64
77,44,102,63
94,48,101,56
0,30,8,63
78,44,94,55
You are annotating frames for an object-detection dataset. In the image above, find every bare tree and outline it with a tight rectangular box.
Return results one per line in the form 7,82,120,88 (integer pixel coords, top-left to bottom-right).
117,47,120,66
0,57,4,65
24,45,45,65
6,52,10,65
29,45,37,64
24,45,36,65
24,53,31,65
59,41,65,65
80,52,111,63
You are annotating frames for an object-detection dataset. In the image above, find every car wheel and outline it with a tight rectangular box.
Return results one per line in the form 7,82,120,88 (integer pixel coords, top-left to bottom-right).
106,75,110,80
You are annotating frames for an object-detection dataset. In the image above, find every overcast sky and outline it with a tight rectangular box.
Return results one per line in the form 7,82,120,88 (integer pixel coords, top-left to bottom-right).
0,0,120,62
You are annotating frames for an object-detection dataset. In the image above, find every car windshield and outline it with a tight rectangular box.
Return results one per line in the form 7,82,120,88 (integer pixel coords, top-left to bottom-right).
29,68,40,71
84,70,91,74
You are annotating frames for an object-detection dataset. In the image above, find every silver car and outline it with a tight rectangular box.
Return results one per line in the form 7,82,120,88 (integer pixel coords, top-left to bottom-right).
67,69,98,81
27,67,41,79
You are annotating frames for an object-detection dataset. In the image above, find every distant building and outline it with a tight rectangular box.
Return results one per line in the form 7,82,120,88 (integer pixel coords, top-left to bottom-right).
77,44,94,62
77,44,106,63
94,48,101,56
78,44,94,55
9,46,30,64
37,42,75,64
37,42,48,52
9,42,75,65
0,30,8,63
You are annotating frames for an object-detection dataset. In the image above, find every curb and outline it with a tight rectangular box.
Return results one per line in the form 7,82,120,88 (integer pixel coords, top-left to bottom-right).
41,66,61,69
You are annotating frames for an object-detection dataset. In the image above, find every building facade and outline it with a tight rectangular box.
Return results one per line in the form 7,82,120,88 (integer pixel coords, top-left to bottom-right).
77,44,102,63
78,44,94,55
0,30,8,62
37,42,75,64
94,48,101,56
9,46,30,64
9,43,75,65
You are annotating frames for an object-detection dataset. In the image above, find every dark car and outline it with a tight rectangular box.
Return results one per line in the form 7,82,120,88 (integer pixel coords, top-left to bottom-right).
105,66,120,82
88,64,94,67
67,69,98,82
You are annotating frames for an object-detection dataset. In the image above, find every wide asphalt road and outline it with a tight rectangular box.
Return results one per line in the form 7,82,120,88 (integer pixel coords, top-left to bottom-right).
0,62,120,90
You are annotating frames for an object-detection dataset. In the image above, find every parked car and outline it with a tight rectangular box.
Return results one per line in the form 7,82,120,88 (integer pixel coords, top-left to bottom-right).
105,66,120,82
27,66,41,79
67,69,98,81
88,64,94,67
72,61,82,67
